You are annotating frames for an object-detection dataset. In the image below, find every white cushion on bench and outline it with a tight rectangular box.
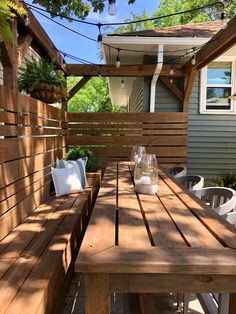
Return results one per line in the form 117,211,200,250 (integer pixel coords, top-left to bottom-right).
56,158,88,188
51,167,83,196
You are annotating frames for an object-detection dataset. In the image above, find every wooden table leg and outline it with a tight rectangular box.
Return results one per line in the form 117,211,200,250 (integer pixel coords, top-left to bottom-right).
228,293,236,314
85,273,110,314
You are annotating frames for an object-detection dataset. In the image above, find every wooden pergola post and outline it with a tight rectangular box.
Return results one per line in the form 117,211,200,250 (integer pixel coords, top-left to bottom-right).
1,20,18,91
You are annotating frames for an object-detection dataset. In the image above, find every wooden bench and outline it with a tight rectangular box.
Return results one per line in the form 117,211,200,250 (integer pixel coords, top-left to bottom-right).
0,172,101,314
0,86,101,313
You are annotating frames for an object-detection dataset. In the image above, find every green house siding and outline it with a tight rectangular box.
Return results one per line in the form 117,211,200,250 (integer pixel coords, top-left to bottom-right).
155,81,182,112
188,73,236,183
129,77,145,112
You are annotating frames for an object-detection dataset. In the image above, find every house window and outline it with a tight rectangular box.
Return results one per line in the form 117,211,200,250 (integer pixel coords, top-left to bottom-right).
200,58,236,114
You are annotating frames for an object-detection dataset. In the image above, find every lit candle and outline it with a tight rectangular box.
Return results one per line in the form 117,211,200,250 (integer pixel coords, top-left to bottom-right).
140,176,151,185
135,178,158,195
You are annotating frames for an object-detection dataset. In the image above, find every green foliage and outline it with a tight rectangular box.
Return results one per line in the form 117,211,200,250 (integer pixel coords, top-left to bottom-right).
18,58,66,93
31,0,136,19
116,9,155,33
115,0,236,33
211,172,236,190
65,147,94,171
68,76,113,112
0,0,26,43
152,0,235,28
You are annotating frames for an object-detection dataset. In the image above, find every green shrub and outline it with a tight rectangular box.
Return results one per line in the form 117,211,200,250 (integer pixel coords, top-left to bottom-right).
18,58,66,94
211,172,236,190
65,147,94,171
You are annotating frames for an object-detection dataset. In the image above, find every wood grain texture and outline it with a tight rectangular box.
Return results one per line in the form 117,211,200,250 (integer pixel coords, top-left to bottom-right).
67,112,188,168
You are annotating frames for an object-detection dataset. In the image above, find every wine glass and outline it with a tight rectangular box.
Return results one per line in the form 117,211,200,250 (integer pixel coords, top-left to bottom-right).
131,146,146,163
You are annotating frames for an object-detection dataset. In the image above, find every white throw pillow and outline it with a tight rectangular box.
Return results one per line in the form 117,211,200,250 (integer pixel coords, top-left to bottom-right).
55,158,88,188
51,167,83,197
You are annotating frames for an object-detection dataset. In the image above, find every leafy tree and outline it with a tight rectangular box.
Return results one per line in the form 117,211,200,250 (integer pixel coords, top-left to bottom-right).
115,9,155,33
0,1,26,42
115,0,236,33
68,76,112,112
67,76,127,112
152,0,236,28
31,0,136,19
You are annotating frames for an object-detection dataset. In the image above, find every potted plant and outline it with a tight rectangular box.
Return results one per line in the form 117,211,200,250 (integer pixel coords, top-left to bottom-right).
18,58,67,103
65,146,94,171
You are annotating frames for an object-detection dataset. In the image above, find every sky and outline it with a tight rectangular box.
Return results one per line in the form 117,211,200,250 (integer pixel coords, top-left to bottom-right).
27,0,160,64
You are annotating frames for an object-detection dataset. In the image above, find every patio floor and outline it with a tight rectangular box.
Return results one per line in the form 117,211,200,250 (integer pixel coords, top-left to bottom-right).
61,273,205,314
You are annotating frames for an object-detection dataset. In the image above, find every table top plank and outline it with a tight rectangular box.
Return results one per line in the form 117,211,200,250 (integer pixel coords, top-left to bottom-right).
137,193,186,248
76,162,236,277
117,163,151,249
159,169,236,249
157,177,222,248
77,164,117,260
77,246,236,274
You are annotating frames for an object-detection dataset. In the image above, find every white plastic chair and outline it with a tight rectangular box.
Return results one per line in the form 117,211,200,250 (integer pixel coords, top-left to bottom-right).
165,166,187,178
176,175,204,193
225,211,236,227
194,187,236,216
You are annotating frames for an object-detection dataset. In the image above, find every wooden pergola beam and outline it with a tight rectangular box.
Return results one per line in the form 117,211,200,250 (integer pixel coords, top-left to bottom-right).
184,16,236,74
17,33,33,66
18,5,66,72
66,64,184,77
183,69,197,112
159,76,183,102
68,76,92,100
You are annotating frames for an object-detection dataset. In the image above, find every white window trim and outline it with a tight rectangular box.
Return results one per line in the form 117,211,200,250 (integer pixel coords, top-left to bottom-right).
200,56,236,115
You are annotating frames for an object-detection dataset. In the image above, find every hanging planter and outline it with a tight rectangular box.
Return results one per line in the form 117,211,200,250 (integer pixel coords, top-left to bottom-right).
31,83,66,103
18,59,67,104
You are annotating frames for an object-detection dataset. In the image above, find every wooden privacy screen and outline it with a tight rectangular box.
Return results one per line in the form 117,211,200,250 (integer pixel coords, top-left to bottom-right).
0,85,67,241
67,112,188,169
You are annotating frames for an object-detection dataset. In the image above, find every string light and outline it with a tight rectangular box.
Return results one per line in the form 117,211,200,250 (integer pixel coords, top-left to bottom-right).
22,0,223,28
24,14,30,26
191,48,196,65
97,23,103,49
116,48,121,68
98,65,102,77
108,0,116,16
29,5,211,61
121,79,125,88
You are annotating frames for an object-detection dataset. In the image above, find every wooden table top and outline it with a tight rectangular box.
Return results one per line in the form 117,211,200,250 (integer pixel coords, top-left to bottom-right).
76,162,236,276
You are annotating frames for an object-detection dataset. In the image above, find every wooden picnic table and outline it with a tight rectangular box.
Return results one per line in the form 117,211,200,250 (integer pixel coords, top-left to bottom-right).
75,162,236,314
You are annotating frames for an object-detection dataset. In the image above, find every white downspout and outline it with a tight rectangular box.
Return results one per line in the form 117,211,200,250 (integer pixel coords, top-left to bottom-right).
150,44,163,112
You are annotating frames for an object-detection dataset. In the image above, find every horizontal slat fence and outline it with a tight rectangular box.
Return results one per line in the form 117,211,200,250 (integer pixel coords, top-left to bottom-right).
67,112,188,169
0,85,67,241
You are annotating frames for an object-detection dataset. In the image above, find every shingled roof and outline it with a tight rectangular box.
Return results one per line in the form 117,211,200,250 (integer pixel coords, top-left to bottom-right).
112,20,228,38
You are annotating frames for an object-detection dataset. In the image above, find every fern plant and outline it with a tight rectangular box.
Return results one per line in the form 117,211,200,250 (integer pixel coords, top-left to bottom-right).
65,147,94,171
18,58,66,94
0,1,26,43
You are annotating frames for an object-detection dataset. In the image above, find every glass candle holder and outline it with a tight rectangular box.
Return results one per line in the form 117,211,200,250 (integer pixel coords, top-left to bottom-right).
134,153,158,195
131,146,146,163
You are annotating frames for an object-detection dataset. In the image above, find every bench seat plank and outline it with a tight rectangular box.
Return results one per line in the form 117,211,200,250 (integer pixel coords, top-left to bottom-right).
0,191,91,314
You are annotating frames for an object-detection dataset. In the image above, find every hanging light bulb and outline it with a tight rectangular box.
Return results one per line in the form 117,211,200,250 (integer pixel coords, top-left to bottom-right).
170,66,174,76
191,48,196,65
108,0,116,16
191,54,196,65
24,15,30,27
121,79,125,88
116,48,121,68
98,65,102,78
170,77,173,84
97,23,103,49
